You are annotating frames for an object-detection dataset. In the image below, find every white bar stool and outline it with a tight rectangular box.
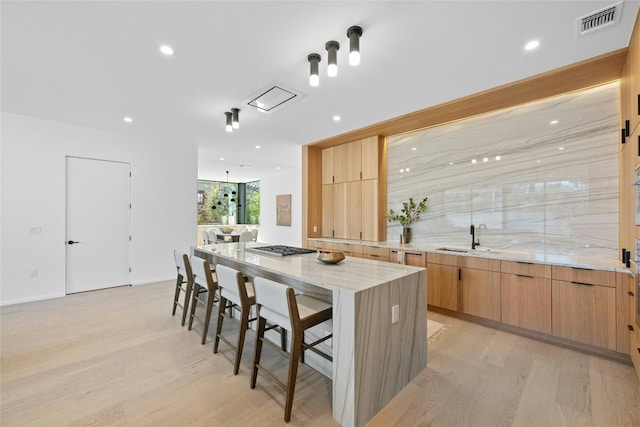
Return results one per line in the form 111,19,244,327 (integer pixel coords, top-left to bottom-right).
250,276,332,423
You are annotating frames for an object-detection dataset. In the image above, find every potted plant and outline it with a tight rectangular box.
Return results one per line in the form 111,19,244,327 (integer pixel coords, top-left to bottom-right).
385,196,428,244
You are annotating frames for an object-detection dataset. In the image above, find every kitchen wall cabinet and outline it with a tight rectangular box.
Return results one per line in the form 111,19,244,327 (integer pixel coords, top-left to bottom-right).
620,12,640,139
320,136,385,241
500,261,552,334
551,266,617,350
426,252,459,311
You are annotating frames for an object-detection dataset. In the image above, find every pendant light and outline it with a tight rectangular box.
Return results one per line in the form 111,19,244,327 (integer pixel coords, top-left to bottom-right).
231,108,240,129
224,112,233,132
308,53,321,87
325,41,339,77
347,26,363,66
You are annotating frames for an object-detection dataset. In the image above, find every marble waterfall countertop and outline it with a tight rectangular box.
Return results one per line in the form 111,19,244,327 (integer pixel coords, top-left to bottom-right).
309,238,630,273
195,241,425,292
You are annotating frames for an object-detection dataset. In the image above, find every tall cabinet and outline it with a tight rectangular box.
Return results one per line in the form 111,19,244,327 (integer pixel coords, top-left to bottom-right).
321,136,386,241
619,8,640,380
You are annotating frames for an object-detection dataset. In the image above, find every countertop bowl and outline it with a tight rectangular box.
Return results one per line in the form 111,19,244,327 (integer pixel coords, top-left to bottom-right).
317,251,345,264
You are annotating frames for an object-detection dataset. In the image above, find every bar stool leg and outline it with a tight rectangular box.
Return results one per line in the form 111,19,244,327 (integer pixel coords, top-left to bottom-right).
250,316,267,389
181,279,193,327
172,273,183,316
234,304,251,375
188,283,200,330
284,331,303,423
213,296,227,353
201,289,216,345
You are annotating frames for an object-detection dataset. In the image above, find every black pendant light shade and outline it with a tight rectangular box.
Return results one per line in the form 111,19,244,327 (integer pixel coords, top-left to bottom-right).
325,41,339,77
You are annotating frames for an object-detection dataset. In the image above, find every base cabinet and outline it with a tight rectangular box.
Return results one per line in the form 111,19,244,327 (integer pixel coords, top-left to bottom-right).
460,268,501,321
552,280,616,350
427,263,459,311
501,273,551,334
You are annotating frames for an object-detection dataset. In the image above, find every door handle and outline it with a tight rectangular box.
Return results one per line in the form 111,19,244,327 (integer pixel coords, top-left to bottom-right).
67,240,79,245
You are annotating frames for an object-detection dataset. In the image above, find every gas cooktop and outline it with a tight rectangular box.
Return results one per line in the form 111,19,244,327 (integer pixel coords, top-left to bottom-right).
247,245,316,257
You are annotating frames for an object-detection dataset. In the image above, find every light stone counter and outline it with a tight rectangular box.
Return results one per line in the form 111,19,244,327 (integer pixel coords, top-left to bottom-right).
193,242,427,427
310,238,630,273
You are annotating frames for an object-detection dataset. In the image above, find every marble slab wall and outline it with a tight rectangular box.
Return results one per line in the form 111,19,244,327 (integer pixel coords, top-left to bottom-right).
387,83,619,258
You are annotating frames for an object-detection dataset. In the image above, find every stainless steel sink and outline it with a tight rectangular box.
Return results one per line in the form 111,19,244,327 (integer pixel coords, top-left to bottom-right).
436,247,469,253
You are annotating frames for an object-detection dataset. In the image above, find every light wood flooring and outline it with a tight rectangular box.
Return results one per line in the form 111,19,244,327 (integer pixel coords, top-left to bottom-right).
1,281,638,426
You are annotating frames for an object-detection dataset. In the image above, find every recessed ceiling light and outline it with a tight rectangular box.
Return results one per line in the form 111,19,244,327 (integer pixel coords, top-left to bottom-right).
483,157,488,162
123,117,133,123
400,169,404,173
160,45,174,56
449,162,454,165
276,166,281,170
558,147,565,150
255,145,261,149
550,120,558,124
495,155,501,161
333,115,341,122
220,157,225,161
471,159,477,164
412,147,417,151
525,40,540,51
536,160,541,163
406,168,410,172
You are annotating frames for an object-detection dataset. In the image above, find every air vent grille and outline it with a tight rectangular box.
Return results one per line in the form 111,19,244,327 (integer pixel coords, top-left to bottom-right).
577,1,623,37
244,81,303,114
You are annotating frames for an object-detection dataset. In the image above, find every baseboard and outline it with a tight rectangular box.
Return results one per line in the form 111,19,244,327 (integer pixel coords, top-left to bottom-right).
0,292,66,307
132,276,174,286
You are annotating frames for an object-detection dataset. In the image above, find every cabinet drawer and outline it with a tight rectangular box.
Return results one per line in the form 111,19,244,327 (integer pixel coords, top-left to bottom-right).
330,242,363,256
427,252,457,266
458,256,500,272
390,250,426,267
307,240,327,250
362,245,389,258
551,266,615,288
360,253,389,262
501,260,551,278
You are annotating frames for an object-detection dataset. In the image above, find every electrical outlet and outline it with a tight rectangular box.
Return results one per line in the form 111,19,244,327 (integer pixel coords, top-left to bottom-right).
313,225,318,233
29,269,38,279
29,226,42,235
391,305,399,323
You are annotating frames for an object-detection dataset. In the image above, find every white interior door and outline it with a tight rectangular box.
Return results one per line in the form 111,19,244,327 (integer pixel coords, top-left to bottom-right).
66,157,131,294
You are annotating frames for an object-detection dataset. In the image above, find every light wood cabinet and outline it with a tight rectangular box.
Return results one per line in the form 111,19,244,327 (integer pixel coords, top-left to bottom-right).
361,136,379,180
361,245,389,262
321,147,334,184
460,267,501,321
321,185,333,237
500,261,552,334
389,250,426,267
552,279,616,350
501,273,551,334
427,263,459,311
620,11,640,138
551,265,615,287
617,271,632,354
320,135,384,241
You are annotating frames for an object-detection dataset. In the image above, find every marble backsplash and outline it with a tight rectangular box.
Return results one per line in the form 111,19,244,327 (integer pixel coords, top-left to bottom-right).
387,83,620,258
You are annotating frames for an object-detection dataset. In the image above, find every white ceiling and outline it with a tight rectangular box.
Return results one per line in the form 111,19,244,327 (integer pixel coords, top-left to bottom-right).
2,1,639,182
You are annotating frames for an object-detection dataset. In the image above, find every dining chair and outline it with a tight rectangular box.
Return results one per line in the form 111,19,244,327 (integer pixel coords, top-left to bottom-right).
239,231,254,242
250,276,333,422
188,256,219,344
201,229,210,245
250,229,258,241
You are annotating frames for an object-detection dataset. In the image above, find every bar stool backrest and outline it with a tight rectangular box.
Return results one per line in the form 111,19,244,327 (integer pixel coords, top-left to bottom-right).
253,277,295,332
216,264,245,306
174,250,191,278
190,256,216,292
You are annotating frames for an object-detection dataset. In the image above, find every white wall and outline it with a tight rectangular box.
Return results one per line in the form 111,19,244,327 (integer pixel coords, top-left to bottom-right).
1,113,196,305
257,160,302,247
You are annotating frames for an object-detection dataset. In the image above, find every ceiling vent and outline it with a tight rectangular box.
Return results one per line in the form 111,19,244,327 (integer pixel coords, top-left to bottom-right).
576,1,623,37
244,82,303,114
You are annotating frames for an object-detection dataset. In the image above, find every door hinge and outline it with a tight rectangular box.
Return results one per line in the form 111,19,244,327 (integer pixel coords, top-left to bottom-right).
332,230,335,238
360,231,362,240
129,172,132,177
360,171,362,180
129,267,132,273
129,203,132,209
129,235,132,241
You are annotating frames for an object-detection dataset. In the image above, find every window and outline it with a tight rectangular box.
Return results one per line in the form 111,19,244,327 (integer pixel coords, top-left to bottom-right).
197,179,260,225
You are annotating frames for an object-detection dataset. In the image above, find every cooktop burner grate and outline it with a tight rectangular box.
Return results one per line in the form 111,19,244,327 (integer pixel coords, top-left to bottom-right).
248,245,316,257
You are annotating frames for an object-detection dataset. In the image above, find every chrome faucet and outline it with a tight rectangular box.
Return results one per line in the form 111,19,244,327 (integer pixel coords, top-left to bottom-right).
470,224,480,249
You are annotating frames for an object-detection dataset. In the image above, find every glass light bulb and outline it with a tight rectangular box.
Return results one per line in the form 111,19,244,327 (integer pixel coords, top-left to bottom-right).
349,51,360,66
226,124,232,132
328,64,337,77
310,74,319,87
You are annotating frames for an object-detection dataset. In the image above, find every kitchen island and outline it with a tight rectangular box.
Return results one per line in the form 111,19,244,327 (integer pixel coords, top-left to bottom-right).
193,242,427,427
